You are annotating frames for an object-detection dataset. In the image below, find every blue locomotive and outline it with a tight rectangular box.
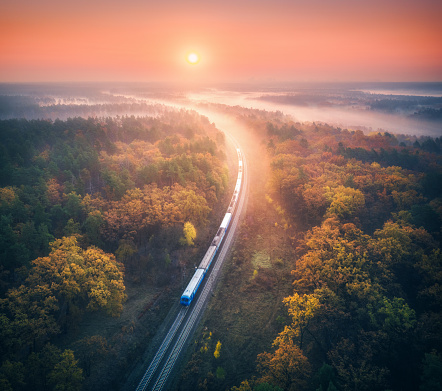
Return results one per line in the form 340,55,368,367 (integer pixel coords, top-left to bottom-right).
180,149,243,306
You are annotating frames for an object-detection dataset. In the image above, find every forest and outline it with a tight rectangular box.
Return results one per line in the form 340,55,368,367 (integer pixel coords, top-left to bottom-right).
0,95,441,391
173,104,442,391
256,119,442,391
0,110,229,390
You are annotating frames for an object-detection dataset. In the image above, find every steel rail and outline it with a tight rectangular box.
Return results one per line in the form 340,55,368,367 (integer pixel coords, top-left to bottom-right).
135,307,188,391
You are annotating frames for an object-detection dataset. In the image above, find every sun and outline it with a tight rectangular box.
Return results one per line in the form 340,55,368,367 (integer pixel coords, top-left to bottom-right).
186,52,200,65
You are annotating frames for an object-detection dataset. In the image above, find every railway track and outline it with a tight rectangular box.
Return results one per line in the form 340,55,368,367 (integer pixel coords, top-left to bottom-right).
135,139,248,391
135,308,188,391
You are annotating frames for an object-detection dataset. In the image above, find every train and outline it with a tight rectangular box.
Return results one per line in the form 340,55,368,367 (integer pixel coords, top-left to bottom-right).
180,148,243,306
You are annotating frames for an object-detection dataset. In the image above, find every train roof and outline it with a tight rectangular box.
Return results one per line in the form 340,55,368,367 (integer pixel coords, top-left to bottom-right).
220,213,232,229
182,268,205,298
199,245,217,270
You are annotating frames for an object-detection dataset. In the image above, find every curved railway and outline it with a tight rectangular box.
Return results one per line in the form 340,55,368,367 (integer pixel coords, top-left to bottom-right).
135,138,248,391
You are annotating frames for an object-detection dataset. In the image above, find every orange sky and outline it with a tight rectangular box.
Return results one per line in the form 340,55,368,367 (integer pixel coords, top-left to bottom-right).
1,0,441,83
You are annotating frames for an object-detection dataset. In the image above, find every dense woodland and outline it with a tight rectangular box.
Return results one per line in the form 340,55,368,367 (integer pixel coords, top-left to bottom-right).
1,97,441,391
223,111,442,391
0,110,228,390
163,103,442,391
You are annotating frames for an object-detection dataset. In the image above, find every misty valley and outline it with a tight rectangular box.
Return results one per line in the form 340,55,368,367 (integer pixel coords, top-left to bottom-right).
0,82,441,391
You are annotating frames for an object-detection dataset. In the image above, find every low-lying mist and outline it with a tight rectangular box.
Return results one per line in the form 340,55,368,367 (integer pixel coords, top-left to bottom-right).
186,89,442,138
1,82,440,138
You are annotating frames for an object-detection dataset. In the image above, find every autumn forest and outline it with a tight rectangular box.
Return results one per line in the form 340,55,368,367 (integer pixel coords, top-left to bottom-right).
0,109,229,390
228,110,442,391
0,96,441,391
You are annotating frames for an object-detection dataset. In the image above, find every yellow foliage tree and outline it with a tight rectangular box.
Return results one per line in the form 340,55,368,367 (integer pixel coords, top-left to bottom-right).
10,235,126,339
214,340,222,359
257,339,311,391
325,185,365,219
180,222,197,246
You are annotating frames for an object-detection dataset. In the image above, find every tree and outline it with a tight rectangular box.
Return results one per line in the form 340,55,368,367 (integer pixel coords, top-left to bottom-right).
373,297,416,334
181,221,197,246
315,363,337,391
82,210,104,246
115,239,137,264
231,380,253,391
2,236,126,352
257,339,311,391
416,249,442,309
73,335,112,377
420,351,442,391
255,383,284,391
63,219,81,236
214,340,222,359
172,186,211,225
25,343,62,391
325,186,365,219
64,192,83,221
81,246,126,316
0,360,25,391
216,366,226,380
48,350,84,391
328,337,389,391
2,283,60,351
281,293,320,348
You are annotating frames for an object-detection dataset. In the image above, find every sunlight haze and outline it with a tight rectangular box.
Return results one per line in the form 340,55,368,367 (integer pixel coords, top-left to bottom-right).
1,0,441,83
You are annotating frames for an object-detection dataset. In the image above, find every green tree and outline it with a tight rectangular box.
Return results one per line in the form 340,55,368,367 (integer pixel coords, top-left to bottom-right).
82,210,103,246
73,335,112,377
328,337,389,391
0,360,25,391
25,343,62,391
255,383,284,391
420,351,442,391
315,363,337,391
216,366,226,380
64,192,83,221
115,239,137,264
63,219,81,236
48,350,84,391
2,283,60,352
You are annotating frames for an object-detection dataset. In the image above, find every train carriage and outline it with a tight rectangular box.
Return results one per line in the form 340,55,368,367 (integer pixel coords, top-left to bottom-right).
198,245,217,271
180,268,205,306
180,149,243,306
220,212,232,230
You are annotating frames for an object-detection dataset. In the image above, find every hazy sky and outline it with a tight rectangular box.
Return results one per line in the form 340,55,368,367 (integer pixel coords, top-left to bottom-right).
1,0,441,83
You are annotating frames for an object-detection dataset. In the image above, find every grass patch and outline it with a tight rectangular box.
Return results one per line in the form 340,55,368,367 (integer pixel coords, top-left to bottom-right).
251,250,272,269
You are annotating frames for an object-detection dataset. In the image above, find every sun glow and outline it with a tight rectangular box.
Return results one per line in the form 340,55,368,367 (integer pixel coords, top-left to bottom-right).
187,52,200,65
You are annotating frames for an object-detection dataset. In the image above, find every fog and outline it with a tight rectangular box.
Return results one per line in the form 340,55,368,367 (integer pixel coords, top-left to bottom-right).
1,82,441,138
100,87,441,138
186,89,442,138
